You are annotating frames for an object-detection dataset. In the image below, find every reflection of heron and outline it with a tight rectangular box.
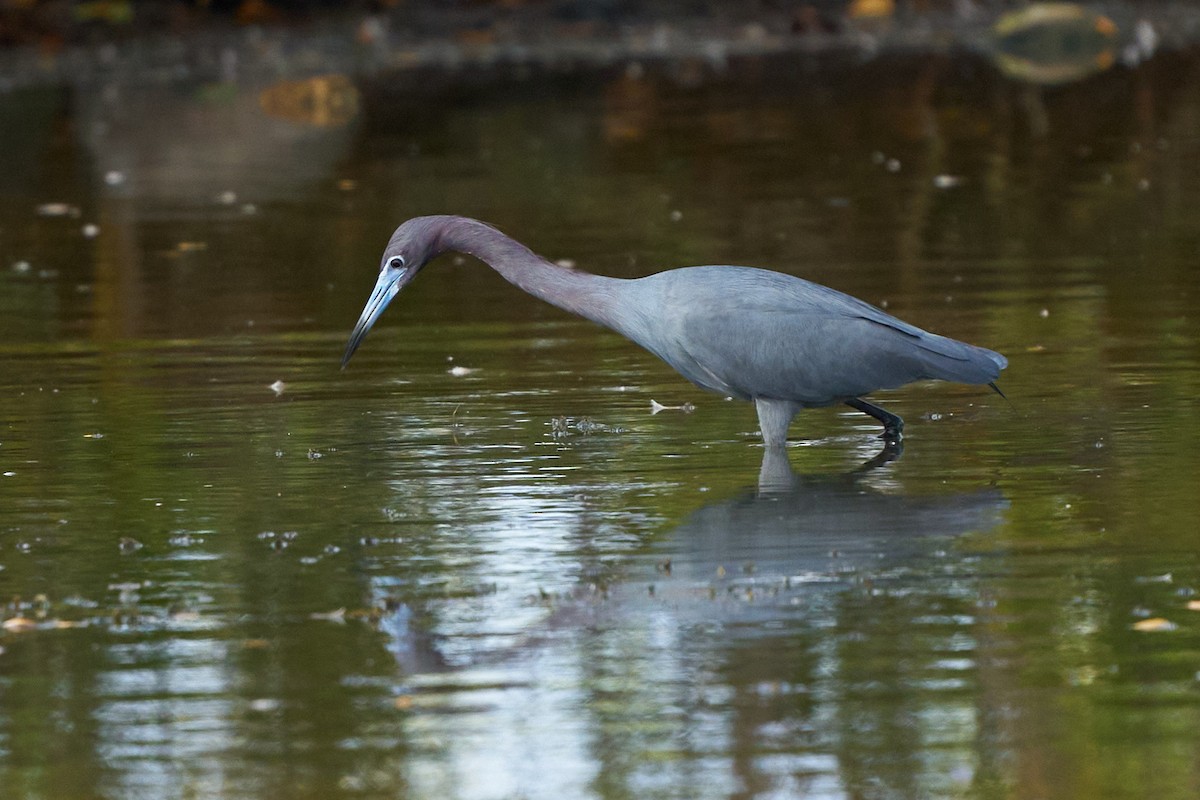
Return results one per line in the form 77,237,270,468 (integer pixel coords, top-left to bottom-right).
342,216,1006,448
373,448,1005,697
377,602,449,675
659,449,1008,594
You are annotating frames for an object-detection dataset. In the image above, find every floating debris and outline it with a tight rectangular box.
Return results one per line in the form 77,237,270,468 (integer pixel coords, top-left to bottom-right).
82,223,100,238
269,380,286,396
310,608,346,623
10,261,31,275
575,417,614,433
118,537,143,554
550,416,624,437
36,202,80,218
2,617,37,632
1132,617,1175,632
448,365,476,377
650,399,696,415
258,531,298,550
555,258,577,269
104,170,126,186
933,174,964,189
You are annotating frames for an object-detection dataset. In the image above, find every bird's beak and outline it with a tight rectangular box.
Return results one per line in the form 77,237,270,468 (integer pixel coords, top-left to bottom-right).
341,266,407,369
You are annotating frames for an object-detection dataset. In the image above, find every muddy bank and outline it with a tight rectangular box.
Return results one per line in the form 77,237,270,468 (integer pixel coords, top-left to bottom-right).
1,1,1196,92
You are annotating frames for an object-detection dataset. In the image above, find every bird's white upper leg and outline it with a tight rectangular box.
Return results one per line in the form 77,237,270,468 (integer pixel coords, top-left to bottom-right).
754,398,801,448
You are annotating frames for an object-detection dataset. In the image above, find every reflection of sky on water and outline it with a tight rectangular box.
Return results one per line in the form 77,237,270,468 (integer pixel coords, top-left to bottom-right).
94,637,236,799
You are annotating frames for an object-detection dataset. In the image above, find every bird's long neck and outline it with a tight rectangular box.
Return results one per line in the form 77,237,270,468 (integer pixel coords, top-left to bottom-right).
438,216,624,328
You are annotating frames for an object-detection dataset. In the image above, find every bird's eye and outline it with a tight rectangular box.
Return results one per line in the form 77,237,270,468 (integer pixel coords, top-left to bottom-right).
388,255,406,270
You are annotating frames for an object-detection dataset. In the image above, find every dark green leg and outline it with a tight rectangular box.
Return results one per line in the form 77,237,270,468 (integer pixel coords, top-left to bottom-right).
846,398,904,441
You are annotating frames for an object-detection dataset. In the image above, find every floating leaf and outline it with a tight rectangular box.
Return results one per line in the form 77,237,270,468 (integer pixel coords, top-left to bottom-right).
1132,617,1175,632
2,617,37,632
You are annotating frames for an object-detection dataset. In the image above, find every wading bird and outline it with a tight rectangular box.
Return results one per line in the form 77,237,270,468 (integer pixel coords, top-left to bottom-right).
342,216,1006,447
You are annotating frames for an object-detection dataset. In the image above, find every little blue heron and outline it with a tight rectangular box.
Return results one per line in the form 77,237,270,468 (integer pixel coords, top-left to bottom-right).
342,215,1006,447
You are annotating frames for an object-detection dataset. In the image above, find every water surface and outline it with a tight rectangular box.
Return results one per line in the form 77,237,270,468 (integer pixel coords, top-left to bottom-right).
3,45,1200,800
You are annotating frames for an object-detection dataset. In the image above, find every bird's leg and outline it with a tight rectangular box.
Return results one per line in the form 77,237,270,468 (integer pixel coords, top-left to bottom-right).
846,398,904,441
755,398,801,448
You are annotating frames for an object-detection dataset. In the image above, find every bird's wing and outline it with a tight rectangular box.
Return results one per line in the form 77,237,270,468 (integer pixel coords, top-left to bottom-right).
746,274,1006,373
676,310,925,403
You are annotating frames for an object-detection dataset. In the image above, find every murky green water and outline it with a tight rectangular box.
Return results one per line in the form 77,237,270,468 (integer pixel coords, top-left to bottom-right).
3,46,1200,800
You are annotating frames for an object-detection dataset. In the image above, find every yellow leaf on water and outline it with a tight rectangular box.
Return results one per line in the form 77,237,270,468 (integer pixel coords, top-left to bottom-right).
1187,600,1200,611
2,617,37,632
1132,617,1175,632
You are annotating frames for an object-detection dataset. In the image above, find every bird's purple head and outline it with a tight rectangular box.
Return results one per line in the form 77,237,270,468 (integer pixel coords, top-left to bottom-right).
340,217,452,369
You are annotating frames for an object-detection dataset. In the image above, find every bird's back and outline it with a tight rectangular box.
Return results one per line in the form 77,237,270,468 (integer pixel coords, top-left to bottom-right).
609,265,1006,405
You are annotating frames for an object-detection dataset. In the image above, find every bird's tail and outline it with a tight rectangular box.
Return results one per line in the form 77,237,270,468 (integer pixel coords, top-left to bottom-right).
913,333,1007,386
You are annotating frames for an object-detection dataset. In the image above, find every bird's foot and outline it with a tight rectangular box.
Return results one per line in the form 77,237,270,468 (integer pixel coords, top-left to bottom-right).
846,397,904,444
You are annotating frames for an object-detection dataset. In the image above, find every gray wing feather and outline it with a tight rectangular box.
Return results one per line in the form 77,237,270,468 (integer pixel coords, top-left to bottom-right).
624,266,1006,404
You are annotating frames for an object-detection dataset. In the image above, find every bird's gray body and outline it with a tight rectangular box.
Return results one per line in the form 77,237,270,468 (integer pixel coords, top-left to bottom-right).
342,216,1006,448
607,265,1004,405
